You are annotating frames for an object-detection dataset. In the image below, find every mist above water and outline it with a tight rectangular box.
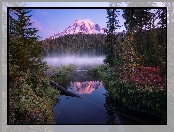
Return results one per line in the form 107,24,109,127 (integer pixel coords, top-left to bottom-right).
43,55,105,68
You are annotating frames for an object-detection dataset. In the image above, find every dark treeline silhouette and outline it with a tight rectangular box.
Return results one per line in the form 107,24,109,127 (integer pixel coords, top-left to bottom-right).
41,33,116,57
41,34,108,57
41,27,166,64
102,8,167,122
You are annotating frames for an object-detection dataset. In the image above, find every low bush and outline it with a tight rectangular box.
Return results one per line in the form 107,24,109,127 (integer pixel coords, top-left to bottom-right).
87,64,108,77
50,64,76,83
9,69,60,124
102,65,167,119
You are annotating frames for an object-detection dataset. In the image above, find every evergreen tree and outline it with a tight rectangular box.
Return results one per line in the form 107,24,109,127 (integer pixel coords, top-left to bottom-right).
9,8,47,82
122,8,166,67
9,8,59,124
104,9,122,68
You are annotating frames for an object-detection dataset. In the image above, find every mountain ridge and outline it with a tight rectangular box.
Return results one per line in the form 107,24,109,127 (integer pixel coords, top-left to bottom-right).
48,19,107,39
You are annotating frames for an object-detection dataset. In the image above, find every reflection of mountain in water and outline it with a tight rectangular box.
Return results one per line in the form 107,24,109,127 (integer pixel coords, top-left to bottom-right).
70,81,103,94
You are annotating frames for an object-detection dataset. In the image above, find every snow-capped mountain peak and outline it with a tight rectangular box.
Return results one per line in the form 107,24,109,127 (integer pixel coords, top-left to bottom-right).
48,19,106,39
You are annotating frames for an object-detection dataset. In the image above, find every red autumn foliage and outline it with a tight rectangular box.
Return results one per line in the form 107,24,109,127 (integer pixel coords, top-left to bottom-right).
121,66,166,89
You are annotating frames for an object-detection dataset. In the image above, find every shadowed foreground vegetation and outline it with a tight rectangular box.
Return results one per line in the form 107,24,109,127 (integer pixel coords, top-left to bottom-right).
9,9,61,124
88,64,166,119
8,7,167,124
88,8,167,121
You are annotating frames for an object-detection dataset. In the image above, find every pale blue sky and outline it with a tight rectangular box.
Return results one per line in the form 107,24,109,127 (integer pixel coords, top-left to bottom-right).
29,9,126,40
25,2,165,40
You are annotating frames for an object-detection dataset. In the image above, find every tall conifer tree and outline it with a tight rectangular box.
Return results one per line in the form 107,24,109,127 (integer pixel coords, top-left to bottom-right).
9,8,47,82
104,9,122,68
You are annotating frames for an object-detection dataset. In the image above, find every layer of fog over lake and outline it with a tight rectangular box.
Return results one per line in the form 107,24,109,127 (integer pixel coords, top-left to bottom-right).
43,55,106,68
43,55,166,124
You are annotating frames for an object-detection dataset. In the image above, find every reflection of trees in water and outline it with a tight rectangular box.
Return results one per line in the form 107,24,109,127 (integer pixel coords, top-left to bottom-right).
104,93,122,124
104,93,165,125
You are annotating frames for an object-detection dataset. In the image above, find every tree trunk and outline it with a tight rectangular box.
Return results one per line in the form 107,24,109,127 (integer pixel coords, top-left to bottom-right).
50,80,83,99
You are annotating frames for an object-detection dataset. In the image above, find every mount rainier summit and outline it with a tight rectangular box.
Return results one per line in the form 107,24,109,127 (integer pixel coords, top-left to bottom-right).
48,19,107,39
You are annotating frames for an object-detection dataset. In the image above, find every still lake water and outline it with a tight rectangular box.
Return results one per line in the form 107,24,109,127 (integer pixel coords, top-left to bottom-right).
44,56,166,124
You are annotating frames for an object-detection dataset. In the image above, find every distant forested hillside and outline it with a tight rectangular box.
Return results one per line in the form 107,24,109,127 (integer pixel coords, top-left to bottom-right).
41,27,166,58
41,34,111,57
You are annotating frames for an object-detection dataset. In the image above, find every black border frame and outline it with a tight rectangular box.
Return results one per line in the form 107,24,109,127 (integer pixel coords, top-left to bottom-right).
7,6,167,125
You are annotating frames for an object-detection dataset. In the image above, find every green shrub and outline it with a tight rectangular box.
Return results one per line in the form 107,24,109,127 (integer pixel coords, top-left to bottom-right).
87,64,108,77
9,69,60,124
104,76,166,118
50,64,76,83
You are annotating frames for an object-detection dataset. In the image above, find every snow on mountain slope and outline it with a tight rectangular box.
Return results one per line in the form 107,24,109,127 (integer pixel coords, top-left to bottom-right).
48,19,106,39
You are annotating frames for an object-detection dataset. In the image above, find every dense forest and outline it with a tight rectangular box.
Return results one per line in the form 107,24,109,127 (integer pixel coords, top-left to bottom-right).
9,9,60,124
88,8,166,121
41,27,166,61
8,7,167,124
41,34,107,57
102,8,167,119
42,34,109,57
